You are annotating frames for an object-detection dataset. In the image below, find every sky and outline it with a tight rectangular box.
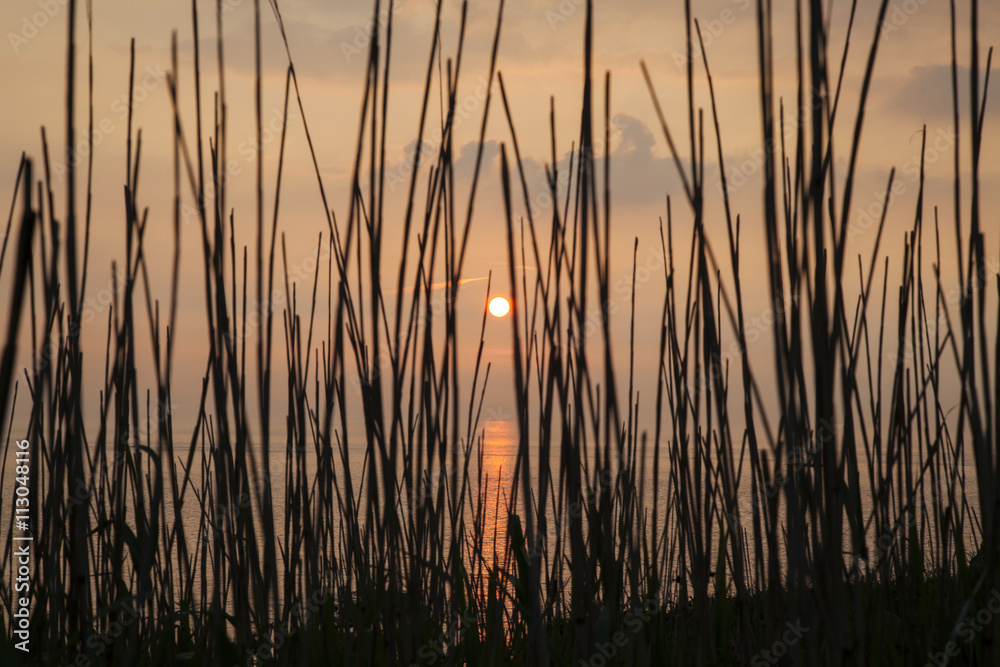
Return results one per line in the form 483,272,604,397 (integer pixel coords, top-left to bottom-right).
1,0,998,444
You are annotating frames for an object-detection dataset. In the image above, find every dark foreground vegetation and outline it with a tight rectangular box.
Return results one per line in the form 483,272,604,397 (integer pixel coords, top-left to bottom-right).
0,0,997,664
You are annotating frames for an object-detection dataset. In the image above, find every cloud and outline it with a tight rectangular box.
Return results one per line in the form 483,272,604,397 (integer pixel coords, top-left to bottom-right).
884,64,997,123
606,112,685,206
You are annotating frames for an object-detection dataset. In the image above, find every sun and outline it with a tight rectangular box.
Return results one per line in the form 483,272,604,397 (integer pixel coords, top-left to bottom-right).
488,296,511,318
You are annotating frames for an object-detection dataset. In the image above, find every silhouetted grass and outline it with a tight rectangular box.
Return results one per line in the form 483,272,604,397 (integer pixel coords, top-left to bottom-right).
0,0,997,665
